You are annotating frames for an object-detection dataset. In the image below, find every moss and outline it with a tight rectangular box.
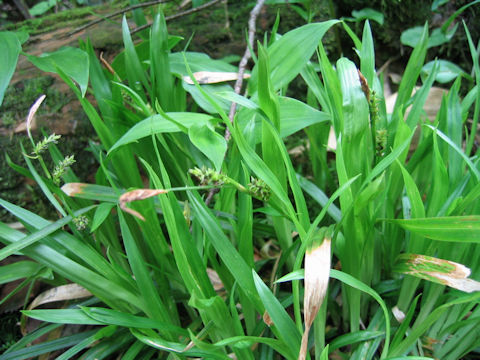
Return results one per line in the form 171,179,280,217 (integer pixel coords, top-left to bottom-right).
85,21,123,50
4,6,93,35
2,76,70,130
2,1,129,36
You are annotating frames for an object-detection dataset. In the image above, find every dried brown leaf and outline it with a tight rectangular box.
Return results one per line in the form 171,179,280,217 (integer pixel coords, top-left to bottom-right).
397,254,480,293
206,268,224,292
23,94,46,136
119,189,168,221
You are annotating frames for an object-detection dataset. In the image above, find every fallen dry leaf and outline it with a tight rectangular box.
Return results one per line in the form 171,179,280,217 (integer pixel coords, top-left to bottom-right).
183,71,251,85
27,283,92,311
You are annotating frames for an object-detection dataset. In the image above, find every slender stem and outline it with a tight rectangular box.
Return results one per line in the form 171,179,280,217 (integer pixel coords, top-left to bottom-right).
205,0,266,206
227,0,265,129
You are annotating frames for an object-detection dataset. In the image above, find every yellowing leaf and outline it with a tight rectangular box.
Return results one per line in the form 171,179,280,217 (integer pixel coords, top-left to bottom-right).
300,229,331,360
394,253,480,293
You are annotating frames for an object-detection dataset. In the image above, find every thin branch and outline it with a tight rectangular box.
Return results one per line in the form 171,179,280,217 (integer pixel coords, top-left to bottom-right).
205,0,265,206
225,0,265,140
131,0,224,35
204,188,220,205
67,0,173,37
223,0,232,39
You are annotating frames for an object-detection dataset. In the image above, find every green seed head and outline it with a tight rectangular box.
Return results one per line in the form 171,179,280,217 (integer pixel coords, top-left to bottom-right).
32,134,61,157
73,215,89,231
248,177,271,201
189,166,226,186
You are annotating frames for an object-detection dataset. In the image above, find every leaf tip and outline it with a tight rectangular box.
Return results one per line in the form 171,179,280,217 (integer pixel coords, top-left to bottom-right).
61,182,86,196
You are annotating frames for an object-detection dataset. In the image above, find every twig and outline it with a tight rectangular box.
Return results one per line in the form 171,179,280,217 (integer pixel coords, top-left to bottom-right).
67,0,173,37
204,188,219,205
223,0,232,39
131,0,224,35
225,0,265,140
205,0,265,206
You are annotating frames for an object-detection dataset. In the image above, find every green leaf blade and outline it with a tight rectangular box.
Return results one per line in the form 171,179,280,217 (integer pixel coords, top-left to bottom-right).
386,216,480,243
26,47,89,97
0,31,21,105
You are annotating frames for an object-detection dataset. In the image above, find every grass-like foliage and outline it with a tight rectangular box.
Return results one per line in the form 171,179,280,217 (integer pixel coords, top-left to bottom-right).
1,6,480,360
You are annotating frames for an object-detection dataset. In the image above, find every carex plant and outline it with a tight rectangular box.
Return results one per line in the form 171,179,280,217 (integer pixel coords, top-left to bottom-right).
1,3,480,359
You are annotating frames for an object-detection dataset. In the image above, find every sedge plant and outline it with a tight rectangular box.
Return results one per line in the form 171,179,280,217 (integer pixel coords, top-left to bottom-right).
0,4,480,360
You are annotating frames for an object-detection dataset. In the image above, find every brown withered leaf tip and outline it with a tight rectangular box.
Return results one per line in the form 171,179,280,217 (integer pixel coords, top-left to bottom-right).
61,182,87,196
402,254,480,293
119,189,168,221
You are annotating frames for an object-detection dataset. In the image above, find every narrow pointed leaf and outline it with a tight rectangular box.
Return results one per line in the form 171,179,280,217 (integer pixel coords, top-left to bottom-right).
26,47,89,97
108,113,214,153
249,20,339,92
252,270,302,352
386,216,480,243
0,204,95,261
80,307,188,335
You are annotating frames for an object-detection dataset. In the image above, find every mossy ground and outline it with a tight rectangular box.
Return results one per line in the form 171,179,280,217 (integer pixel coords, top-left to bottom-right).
1,76,68,127
3,0,130,35
0,75,96,222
